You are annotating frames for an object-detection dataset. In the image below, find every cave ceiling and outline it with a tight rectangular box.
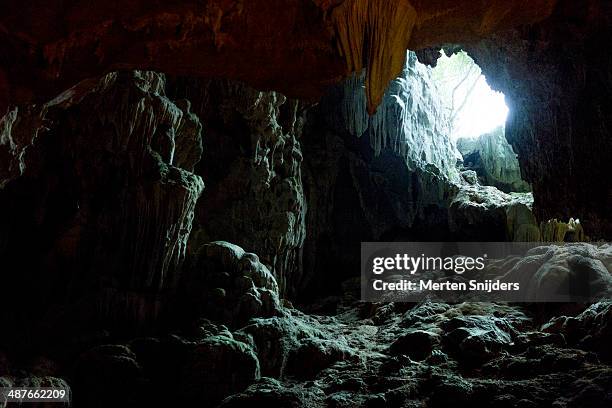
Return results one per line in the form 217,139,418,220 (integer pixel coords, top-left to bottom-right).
1,0,558,115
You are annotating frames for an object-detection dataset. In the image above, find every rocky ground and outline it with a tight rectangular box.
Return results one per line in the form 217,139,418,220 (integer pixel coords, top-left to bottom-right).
2,241,611,408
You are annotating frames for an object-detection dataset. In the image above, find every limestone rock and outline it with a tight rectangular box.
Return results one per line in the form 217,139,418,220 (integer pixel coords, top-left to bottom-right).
0,71,204,336
496,243,612,301
180,333,260,406
388,329,441,361
448,184,535,241
237,314,352,379
441,315,518,364
219,377,325,408
182,241,284,328
302,52,463,296
543,301,612,362
321,52,461,182
166,79,306,296
461,170,479,185
457,127,530,193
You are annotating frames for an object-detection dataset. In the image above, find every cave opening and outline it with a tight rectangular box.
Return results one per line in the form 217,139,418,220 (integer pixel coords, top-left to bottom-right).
431,50,509,141
424,49,530,195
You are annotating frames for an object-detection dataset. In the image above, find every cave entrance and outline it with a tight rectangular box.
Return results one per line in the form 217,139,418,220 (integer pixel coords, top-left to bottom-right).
431,50,508,140
430,50,530,194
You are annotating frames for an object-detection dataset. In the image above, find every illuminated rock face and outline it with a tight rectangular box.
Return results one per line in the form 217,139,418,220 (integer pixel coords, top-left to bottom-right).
299,53,538,295
457,127,530,193
300,53,461,295
321,52,462,180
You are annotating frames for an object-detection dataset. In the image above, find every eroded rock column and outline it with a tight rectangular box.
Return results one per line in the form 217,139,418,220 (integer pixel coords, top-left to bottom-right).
0,71,204,334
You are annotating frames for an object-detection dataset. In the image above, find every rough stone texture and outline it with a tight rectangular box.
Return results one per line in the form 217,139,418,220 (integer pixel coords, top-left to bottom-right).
180,241,284,328
492,243,612,302
237,313,353,379
449,185,536,241
219,377,325,408
368,243,612,304
0,71,204,342
301,52,543,296
0,0,558,116
3,252,612,407
301,52,462,297
203,299,612,408
166,79,307,296
322,52,462,181
543,302,612,362
460,0,612,238
457,126,530,193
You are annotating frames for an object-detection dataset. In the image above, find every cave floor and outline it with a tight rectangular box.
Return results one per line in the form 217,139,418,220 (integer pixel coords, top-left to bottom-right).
216,298,612,408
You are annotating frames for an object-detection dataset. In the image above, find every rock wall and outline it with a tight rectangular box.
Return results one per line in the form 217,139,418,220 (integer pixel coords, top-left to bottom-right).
0,72,204,341
165,79,307,296
457,126,530,193
323,52,462,181
301,52,464,298
301,52,543,297
461,0,612,238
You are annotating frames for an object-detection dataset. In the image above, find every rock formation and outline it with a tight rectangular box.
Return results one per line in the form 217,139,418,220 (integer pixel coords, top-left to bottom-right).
165,79,307,296
457,126,530,193
457,0,612,237
0,0,558,116
0,1,611,407
448,185,536,242
180,241,284,329
301,52,463,296
301,52,540,297
5,242,610,407
0,71,204,339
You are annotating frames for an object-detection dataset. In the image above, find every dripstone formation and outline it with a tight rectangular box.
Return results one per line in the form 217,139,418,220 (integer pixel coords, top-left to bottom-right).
0,1,611,407
165,79,307,296
0,71,203,336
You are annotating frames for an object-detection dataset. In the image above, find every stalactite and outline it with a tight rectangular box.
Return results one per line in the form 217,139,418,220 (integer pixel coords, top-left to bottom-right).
326,52,461,182
331,0,417,115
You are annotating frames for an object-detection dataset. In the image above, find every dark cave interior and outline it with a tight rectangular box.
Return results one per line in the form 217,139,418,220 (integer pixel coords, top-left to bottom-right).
1,1,612,407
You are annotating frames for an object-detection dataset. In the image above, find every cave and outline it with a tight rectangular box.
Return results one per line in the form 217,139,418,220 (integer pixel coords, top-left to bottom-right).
1,1,611,407
431,50,530,194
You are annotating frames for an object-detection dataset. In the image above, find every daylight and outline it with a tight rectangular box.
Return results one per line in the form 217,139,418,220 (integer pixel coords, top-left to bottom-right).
432,50,509,139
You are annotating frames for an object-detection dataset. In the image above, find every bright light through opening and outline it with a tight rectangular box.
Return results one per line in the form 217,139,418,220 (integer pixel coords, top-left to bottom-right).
453,76,508,139
431,50,509,140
